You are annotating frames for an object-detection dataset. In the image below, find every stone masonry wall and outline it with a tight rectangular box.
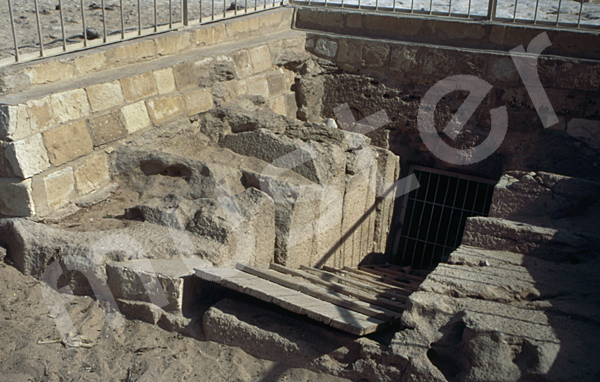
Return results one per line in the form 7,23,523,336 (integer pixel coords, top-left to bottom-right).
0,8,302,217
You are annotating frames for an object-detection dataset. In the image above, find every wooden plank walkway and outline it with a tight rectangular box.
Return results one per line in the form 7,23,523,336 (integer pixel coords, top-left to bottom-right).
195,262,426,336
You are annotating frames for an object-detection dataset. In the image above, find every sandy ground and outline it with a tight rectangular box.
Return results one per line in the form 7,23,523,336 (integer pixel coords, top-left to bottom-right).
0,0,598,61
0,259,352,382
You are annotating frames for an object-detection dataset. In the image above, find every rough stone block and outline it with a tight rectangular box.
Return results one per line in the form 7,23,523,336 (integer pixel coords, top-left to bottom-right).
146,95,185,124
106,258,199,313
249,45,273,74
88,109,128,146
106,40,156,65
44,167,75,209
284,92,297,119
268,95,286,116
233,50,253,78
566,118,600,150
153,68,176,94
4,134,51,178
421,49,455,76
266,70,286,97
120,72,157,102
49,89,90,124
121,101,152,133
246,75,269,98
336,39,363,64
86,81,125,112
314,38,338,58
74,51,108,75
26,97,55,133
43,120,94,165
389,45,420,73
364,15,423,37
346,13,363,29
25,60,74,85
74,152,110,195
173,62,198,91
0,178,34,216
155,32,192,56
225,15,259,39
184,88,214,116
194,23,226,47
557,62,600,91
212,81,239,105
0,104,30,141
487,56,519,83
362,43,390,68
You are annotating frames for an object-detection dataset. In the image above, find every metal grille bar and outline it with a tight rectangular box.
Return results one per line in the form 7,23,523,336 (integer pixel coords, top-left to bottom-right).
392,166,496,270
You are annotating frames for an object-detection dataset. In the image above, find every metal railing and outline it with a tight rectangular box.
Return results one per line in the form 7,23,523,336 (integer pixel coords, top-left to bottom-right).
2,0,287,66
292,0,600,31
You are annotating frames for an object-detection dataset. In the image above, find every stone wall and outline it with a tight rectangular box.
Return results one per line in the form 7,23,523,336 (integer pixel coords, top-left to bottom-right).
0,8,301,217
302,31,600,182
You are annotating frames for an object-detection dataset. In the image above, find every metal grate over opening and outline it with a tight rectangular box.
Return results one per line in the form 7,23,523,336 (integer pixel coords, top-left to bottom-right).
392,166,496,270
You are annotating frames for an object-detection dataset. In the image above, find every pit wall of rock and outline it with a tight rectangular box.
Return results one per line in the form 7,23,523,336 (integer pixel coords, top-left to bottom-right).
299,19,600,183
0,8,301,218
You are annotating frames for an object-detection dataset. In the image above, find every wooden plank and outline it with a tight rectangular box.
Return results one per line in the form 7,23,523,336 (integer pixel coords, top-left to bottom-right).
237,263,401,321
195,268,252,283
372,265,426,283
357,267,420,291
343,266,419,290
323,266,414,293
270,263,406,312
299,265,411,301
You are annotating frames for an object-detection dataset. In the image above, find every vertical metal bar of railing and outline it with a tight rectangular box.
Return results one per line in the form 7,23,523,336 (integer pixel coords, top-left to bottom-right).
533,0,539,24
487,0,497,21
200,0,203,22
448,0,452,16
255,0,257,12
138,0,142,35
555,0,563,25
154,0,158,32
102,0,107,42
183,0,188,25
8,0,19,62
212,0,215,20
512,0,518,22
58,0,67,50
341,0,344,9
264,0,267,10
429,0,433,15
392,0,395,12
244,0,247,13
234,0,238,15
169,0,173,28
467,0,472,18
358,0,361,10
577,2,583,28
120,0,125,39
375,0,379,11
223,0,226,18
35,0,45,55
410,0,414,13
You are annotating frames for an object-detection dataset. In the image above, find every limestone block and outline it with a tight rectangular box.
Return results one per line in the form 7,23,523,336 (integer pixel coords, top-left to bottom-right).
43,120,93,165
284,92,297,119
106,259,199,313
173,62,198,91
26,97,55,133
346,13,363,28
233,50,253,78
120,72,157,102
566,118,600,151
225,15,259,39
246,75,269,98
268,95,286,116
184,88,214,116
362,42,390,68
0,104,30,141
0,178,35,216
4,134,51,179
44,167,75,209
211,81,239,104
74,51,108,75
557,61,600,91
389,45,420,73
155,32,192,56
49,89,90,124
89,110,128,146
248,45,273,74
336,39,363,64
146,95,185,124
487,56,519,83
194,23,226,47
106,40,156,65
74,152,111,195
121,101,152,133
372,147,400,254
266,70,286,97
25,60,74,84
314,38,338,58
421,49,455,76
153,68,176,94
86,81,125,112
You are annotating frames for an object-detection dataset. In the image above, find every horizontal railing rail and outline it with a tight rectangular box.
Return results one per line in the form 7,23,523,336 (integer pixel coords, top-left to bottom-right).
2,0,288,66
291,0,600,32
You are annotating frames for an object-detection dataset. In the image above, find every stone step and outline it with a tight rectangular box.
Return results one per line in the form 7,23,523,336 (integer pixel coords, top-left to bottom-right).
462,216,600,263
488,171,600,234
